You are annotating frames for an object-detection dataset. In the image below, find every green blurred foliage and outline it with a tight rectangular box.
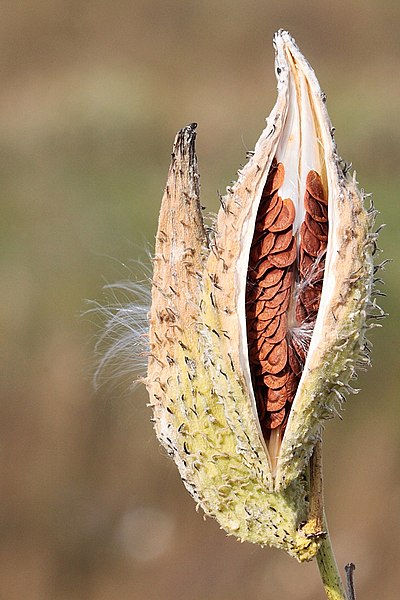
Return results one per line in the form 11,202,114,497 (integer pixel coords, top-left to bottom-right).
0,1,399,599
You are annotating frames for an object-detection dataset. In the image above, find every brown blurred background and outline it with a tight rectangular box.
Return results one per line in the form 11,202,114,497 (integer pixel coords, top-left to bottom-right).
1,1,399,599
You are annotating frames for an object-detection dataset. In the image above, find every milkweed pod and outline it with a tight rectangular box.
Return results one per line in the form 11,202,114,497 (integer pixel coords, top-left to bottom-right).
146,30,377,561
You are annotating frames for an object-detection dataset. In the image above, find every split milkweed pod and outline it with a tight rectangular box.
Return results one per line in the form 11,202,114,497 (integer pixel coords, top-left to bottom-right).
146,30,378,561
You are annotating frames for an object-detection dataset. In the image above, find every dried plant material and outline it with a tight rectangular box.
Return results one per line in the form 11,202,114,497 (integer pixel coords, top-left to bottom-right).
146,29,380,568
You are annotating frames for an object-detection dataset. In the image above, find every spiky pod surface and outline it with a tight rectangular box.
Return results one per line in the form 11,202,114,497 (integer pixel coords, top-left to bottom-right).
146,31,376,561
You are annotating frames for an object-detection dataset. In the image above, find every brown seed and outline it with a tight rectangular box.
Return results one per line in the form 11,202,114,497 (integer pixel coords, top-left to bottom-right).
247,269,258,283
257,191,281,222
257,291,291,321
263,338,288,374
250,315,276,331
300,222,321,257
299,250,314,277
246,285,262,304
304,192,327,223
266,408,286,429
255,304,279,322
251,299,269,317
259,315,281,337
258,232,276,256
257,267,285,288
306,170,327,204
269,237,297,267
258,278,283,300
305,280,322,299
305,212,328,241
266,387,287,411
258,339,275,361
288,344,302,376
249,333,269,354
263,197,284,229
256,196,282,231
263,288,290,309
270,227,293,253
263,161,285,196
268,198,296,231
269,316,287,339
284,372,299,401
254,256,274,279
263,367,291,389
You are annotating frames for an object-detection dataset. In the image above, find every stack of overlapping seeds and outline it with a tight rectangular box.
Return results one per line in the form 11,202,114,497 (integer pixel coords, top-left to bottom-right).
246,160,328,441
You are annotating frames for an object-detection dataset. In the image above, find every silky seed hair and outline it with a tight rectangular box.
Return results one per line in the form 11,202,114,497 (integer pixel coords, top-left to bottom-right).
89,266,151,391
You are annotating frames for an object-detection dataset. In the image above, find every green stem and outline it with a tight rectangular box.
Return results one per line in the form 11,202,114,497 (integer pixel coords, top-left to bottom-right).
316,513,348,600
309,443,348,600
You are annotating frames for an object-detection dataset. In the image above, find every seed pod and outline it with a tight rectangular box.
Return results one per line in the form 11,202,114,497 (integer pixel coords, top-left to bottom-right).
147,30,377,561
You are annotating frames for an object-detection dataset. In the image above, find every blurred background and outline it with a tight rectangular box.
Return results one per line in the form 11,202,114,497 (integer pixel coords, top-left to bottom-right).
1,1,399,599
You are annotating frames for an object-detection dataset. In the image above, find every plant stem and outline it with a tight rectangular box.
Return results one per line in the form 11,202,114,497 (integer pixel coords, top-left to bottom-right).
316,515,348,600
345,563,356,600
310,443,348,600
